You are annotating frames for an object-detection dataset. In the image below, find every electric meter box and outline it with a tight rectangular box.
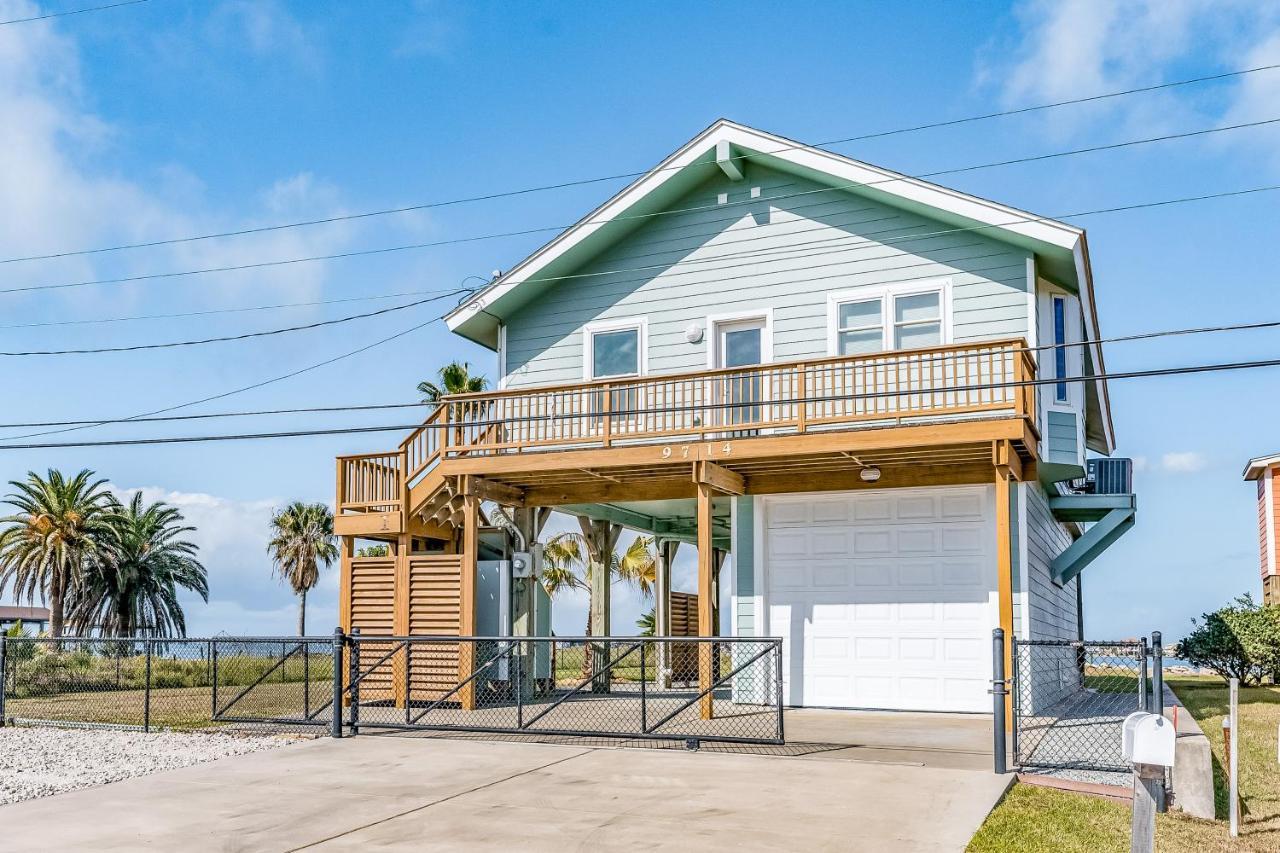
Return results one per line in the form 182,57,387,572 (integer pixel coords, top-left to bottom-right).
1121,712,1176,767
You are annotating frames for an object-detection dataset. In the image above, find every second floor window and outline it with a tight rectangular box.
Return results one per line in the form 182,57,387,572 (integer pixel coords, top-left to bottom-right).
833,288,944,355
1053,295,1068,403
591,328,639,378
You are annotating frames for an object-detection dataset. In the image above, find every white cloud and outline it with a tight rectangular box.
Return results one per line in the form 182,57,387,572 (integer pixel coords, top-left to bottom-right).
982,1,1280,156
1160,451,1207,473
108,484,339,636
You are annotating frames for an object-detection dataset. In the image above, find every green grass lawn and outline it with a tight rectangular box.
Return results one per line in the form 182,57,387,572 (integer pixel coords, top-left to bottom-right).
968,676,1280,853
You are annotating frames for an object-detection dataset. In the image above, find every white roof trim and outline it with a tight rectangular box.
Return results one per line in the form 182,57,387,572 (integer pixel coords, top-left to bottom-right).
1245,453,1280,480
445,119,1085,333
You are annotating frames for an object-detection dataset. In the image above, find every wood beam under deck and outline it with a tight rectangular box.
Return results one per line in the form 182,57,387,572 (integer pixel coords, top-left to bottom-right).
696,481,716,720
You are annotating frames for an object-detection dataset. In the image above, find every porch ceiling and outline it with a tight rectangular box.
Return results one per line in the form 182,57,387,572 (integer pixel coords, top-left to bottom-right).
455,439,1014,508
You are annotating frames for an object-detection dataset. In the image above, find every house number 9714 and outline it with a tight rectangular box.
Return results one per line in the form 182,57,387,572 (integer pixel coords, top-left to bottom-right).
660,442,732,459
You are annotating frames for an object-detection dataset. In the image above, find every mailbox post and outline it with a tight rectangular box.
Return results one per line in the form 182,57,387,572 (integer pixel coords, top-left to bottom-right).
1122,711,1176,853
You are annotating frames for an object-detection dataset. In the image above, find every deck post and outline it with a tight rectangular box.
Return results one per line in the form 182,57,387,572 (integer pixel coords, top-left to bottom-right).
993,441,1016,730
460,493,479,711
393,530,410,709
697,482,716,720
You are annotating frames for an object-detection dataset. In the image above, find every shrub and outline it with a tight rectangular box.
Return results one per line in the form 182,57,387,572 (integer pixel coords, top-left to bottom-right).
1224,600,1280,678
1176,594,1272,685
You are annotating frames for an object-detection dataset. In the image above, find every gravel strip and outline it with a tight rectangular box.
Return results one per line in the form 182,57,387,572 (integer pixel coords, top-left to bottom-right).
0,726,299,805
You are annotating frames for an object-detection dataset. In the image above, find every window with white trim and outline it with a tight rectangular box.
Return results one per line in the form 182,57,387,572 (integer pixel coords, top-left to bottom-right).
590,328,640,379
1052,295,1068,402
832,287,945,355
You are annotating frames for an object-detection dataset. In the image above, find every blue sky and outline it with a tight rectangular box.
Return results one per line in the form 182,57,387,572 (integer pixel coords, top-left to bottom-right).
1,0,1278,640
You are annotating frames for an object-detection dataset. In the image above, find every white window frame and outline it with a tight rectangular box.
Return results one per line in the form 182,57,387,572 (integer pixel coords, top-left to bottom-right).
705,308,775,369
583,316,648,381
825,278,953,356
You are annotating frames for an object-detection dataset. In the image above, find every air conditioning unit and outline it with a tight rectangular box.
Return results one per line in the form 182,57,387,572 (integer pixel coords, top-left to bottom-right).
1079,458,1133,495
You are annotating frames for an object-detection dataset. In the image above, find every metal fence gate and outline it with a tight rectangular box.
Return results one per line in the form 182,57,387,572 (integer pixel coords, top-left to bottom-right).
341,634,784,745
1011,637,1160,773
0,633,784,746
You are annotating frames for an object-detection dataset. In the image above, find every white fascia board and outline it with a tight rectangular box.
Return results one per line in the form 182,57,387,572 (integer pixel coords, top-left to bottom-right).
1245,455,1280,480
445,119,1085,337
1071,237,1116,455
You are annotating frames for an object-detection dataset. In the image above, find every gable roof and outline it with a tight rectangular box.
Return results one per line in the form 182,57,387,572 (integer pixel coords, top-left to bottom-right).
447,119,1114,453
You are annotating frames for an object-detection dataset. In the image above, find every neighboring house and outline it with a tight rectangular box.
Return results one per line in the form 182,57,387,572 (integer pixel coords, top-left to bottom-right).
0,605,50,634
334,120,1135,715
1244,454,1280,605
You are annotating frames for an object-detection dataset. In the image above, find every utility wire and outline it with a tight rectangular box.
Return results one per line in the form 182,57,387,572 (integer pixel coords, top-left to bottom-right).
0,288,458,330
2,312,1279,429
2,62,1276,264
0,0,150,26
0,292,468,356
4,116,1274,298
4,354,1280,449
0,290,470,443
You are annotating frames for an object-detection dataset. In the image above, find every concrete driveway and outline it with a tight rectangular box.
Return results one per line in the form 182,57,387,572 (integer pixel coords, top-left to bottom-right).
0,732,1010,852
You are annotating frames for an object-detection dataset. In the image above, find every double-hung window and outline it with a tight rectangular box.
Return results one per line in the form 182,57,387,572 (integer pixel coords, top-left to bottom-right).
831,284,947,355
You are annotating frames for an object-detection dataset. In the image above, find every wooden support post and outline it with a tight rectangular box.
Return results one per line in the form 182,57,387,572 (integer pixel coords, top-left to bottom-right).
459,494,479,711
994,443,1016,730
697,482,716,720
338,536,354,634
393,533,410,708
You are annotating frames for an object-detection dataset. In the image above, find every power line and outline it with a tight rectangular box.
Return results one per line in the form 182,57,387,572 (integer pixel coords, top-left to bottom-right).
0,292,469,356
5,115,1275,299
4,354,1280,449
0,0,150,26
0,291,469,443
3,62,1276,264
2,312,1279,429
0,288,459,330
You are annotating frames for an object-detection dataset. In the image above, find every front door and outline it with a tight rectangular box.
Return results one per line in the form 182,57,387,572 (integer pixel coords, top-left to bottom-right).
714,318,765,430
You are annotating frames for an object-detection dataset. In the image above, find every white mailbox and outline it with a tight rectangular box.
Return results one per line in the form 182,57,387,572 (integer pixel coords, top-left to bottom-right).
1122,711,1176,767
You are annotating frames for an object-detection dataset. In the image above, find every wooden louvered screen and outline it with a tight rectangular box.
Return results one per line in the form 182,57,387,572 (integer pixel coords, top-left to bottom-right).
347,557,396,700
407,555,464,700
669,591,699,682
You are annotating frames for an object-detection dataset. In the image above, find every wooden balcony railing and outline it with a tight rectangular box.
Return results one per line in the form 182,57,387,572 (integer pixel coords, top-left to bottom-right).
440,338,1037,457
336,338,1037,513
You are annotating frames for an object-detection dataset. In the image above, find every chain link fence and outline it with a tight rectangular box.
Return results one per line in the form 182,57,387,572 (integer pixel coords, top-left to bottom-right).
344,635,783,744
0,636,334,733
1012,638,1150,773
2,634,782,745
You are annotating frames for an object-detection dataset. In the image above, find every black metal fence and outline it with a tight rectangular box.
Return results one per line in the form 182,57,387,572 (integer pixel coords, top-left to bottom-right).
1010,636,1161,773
1,632,784,746
343,634,783,744
0,635,335,732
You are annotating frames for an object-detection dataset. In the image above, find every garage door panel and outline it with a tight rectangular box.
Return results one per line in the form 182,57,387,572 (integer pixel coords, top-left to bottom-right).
765,487,994,713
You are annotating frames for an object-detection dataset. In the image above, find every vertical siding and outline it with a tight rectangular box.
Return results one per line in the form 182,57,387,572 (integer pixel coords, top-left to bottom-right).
503,164,1032,387
1024,483,1078,641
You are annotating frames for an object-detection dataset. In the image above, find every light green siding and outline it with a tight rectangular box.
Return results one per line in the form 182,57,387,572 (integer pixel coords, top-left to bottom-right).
1045,411,1079,465
503,164,1032,387
733,495,755,637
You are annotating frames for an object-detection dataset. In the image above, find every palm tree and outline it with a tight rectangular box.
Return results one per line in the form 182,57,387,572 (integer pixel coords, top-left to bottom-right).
0,469,115,637
417,361,488,402
70,492,208,638
541,530,657,633
267,502,338,636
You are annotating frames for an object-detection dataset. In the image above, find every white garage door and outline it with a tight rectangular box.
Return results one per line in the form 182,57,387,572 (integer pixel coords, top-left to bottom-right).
765,486,995,712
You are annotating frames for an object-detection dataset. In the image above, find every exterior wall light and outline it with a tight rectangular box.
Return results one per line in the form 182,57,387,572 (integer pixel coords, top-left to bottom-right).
685,323,705,344
859,466,882,483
